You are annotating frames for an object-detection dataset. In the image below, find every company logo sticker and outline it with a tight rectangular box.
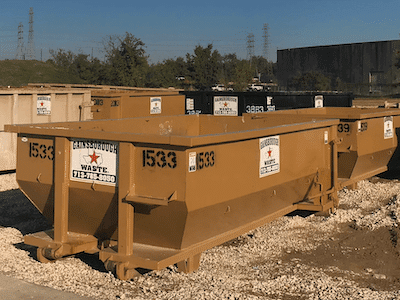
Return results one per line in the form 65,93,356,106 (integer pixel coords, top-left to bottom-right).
384,116,394,139
259,136,280,178
150,97,162,114
70,139,118,185
37,96,51,115
314,95,324,108
213,96,238,116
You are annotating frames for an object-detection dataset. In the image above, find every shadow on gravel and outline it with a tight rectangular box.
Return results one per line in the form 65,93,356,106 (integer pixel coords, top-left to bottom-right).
14,242,38,260
0,189,51,235
285,210,315,218
75,253,109,273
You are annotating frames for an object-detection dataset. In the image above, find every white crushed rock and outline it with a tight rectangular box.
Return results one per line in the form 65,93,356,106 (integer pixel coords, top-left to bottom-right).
1,176,400,299
0,173,18,192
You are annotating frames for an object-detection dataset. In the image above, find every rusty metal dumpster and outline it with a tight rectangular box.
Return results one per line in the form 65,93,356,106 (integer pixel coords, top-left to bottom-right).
5,114,339,280
246,107,400,188
91,90,185,120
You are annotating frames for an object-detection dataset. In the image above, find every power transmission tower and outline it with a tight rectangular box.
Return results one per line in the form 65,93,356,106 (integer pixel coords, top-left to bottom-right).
262,23,269,60
246,32,255,66
15,22,25,60
262,23,273,76
26,7,35,60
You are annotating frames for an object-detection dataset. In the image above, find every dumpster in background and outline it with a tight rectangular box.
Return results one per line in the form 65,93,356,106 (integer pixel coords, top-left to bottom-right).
0,87,92,172
5,114,339,280
28,82,183,92
246,107,400,188
181,91,353,115
91,90,185,120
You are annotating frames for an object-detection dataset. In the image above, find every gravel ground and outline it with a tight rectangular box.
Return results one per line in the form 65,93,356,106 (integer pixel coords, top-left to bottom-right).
1,173,400,299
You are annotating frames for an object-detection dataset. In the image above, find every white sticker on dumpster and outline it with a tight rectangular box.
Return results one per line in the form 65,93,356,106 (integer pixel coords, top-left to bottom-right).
70,139,118,185
189,152,196,172
150,97,162,114
314,95,324,108
384,116,394,139
37,96,51,115
186,98,194,111
214,96,238,116
259,136,280,178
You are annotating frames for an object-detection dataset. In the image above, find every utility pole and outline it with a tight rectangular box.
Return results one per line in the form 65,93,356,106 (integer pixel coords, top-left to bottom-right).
15,22,25,60
26,7,35,60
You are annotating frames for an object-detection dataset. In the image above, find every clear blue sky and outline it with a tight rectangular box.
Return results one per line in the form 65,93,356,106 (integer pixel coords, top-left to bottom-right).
1,0,399,64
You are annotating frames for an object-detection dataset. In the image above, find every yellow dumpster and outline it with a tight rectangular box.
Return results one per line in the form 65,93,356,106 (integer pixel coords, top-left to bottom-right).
91,90,185,120
5,114,339,279
247,107,400,188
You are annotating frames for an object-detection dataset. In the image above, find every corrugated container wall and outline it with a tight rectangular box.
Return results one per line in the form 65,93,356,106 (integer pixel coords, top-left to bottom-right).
0,88,92,171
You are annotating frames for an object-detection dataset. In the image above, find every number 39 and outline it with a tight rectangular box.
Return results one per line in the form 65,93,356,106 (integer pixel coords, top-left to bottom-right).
338,123,350,133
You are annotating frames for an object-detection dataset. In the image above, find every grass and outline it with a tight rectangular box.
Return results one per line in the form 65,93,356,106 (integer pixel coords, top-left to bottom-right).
0,59,62,87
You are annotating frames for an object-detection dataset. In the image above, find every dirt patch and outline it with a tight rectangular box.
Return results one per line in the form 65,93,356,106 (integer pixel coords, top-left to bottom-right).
285,223,400,291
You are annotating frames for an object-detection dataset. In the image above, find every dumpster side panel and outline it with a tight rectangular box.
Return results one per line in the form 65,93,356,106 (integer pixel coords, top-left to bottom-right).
0,94,13,130
16,135,54,221
122,95,185,118
0,133,15,171
185,128,332,211
179,127,334,248
0,95,15,171
1,91,92,171
130,126,335,249
336,117,397,179
18,95,36,124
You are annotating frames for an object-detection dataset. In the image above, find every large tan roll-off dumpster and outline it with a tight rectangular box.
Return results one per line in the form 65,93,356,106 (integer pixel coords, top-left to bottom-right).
247,107,400,188
5,114,339,280
91,89,185,120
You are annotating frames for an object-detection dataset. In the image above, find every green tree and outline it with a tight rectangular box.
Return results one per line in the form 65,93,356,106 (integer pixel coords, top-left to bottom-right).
147,57,187,88
219,53,238,87
72,54,106,84
233,60,253,91
48,49,82,83
251,56,275,83
103,32,149,87
187,44,221,90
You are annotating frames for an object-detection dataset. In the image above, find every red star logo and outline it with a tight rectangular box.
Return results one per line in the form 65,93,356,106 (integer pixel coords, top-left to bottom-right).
267,148,272,157
40,102,44,106
89,151,100,164
223,102,228,107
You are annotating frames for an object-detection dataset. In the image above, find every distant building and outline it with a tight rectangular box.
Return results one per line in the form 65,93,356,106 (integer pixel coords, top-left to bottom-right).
277,40,400,95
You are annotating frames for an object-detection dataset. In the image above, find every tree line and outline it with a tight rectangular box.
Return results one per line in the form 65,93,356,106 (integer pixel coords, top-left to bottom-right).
47,32,276,91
